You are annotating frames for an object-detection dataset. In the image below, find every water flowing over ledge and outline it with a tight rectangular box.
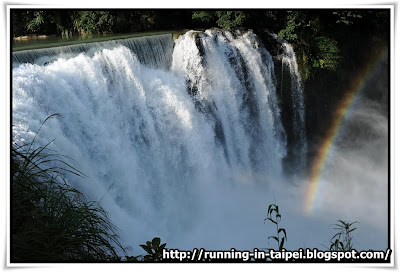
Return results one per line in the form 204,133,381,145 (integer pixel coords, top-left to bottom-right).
13,33,175,70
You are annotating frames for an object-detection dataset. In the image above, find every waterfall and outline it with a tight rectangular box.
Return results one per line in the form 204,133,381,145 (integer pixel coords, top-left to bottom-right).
172,29,287,177
12,29,307,251
12,34,174,70
281,42,307,171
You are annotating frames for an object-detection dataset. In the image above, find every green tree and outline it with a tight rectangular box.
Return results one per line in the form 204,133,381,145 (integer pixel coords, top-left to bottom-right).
312,36,341,69
191,11,247,31
192,11,216,26
26,11,45,33
277,11,342,79
216,11,246,30
74,11,114,34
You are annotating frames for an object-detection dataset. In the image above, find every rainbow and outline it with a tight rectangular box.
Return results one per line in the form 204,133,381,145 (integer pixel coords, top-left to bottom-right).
304,47,388,215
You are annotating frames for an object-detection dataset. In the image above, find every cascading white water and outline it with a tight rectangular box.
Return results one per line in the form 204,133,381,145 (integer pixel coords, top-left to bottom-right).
280,42,307,170
172,29,287,178
12,30,307,252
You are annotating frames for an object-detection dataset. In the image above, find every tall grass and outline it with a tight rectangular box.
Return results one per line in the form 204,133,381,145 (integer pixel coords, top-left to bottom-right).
11,116,127,262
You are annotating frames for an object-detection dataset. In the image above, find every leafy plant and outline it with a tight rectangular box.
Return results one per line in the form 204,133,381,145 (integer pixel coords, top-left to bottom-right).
265,203,287,250
329,220,358,251
215,11,246,31
192,11,216,25
26,11,45,33
312,36,341,70
139,237,167,261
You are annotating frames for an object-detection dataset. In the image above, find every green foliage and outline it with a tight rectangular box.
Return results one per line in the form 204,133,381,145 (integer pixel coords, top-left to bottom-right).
333,11,363,25
125,237,167,262
330,220,358,251
26,11,45,32
277,11,344,79
278,11,303,41
192,11,216,24
265,203,287,250
139,237,167,261
312,36,341,70
11,10,192,37
74,11,114,34
192,11,247,30
11,115,127,261
277,11,321,42
13,11,76,36
215,11,246,31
